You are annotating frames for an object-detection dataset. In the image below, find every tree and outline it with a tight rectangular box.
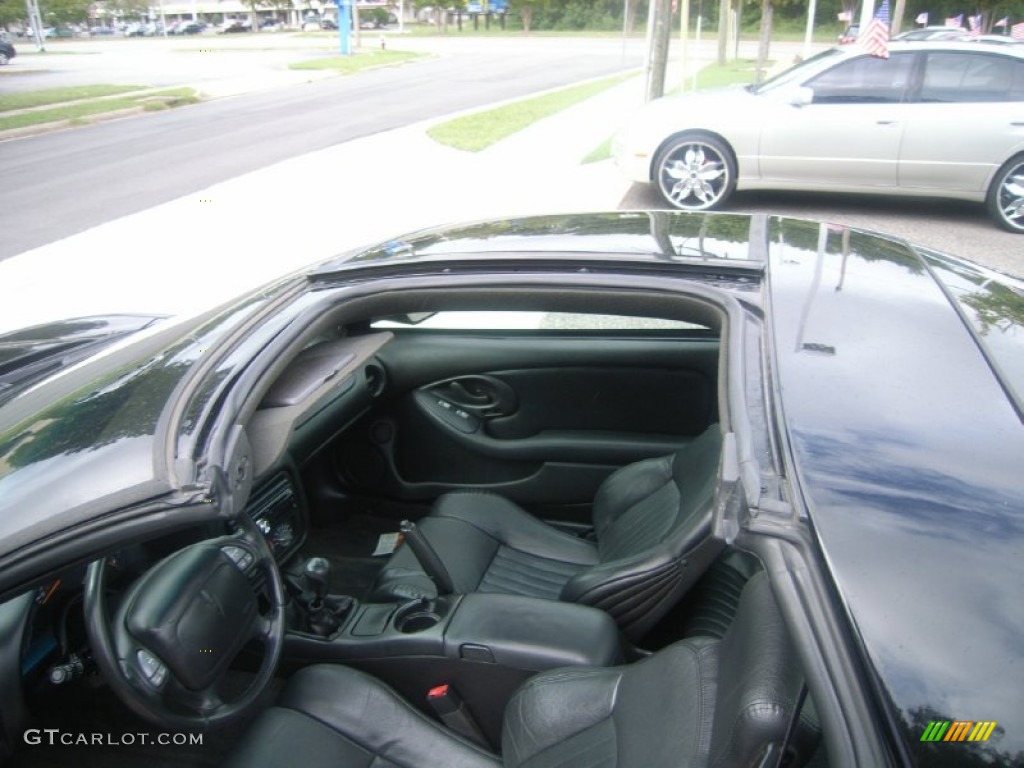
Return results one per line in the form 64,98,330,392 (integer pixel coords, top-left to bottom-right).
509,0,548,32
103,0,151,22
40,0,92,25
646,0,672,99
716,0,727,62
0,0,25,25
755,0,772,81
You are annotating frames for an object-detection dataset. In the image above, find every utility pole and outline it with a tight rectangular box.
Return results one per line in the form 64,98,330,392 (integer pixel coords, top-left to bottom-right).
645,0,673,100
24,0,45,51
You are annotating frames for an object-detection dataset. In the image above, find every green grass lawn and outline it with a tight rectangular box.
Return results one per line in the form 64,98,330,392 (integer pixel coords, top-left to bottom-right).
288,49,425,71
428,72,635,152
686,57,770,90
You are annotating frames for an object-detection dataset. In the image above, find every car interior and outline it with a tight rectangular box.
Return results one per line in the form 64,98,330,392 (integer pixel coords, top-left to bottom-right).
1,287,830,767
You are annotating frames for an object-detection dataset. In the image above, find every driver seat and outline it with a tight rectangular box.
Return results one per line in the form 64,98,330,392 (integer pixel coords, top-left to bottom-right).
223,572,819,768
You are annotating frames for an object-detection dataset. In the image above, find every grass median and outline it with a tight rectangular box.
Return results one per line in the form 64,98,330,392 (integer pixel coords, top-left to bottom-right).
289,49,426,72
427,72,635,152
0,86,200,132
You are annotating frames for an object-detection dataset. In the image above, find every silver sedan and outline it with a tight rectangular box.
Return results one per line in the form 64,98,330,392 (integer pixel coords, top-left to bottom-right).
613,42,1024,232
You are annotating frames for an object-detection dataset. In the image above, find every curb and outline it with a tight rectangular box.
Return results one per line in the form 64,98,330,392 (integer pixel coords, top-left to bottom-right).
0,105,152,140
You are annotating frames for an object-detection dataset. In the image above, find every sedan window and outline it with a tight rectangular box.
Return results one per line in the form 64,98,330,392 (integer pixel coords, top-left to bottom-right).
805,53,914,104
921,53,1018,102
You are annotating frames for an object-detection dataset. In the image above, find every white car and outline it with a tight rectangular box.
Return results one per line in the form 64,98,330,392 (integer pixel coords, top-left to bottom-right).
613,42,1024,232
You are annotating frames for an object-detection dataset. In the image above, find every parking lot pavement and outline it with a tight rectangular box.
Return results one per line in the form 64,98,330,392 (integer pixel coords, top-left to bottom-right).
0,74,644,333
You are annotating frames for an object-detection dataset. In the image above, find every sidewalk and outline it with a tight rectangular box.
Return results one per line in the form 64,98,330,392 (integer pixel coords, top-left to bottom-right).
0,72,646,332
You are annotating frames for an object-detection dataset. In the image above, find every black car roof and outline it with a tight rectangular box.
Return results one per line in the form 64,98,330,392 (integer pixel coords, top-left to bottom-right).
764,217,1024,764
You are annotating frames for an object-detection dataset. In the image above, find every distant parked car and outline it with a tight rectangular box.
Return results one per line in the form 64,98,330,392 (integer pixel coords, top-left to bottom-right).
89,25,115,36
893,25,964,41
220,19,250,33
956,33,1024,46
320,17,338,29
0,38,15,65
613,40,1024,232
837,24,859,43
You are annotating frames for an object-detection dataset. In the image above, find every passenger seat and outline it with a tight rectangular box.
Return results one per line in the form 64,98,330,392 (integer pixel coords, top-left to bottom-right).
372,425,724,640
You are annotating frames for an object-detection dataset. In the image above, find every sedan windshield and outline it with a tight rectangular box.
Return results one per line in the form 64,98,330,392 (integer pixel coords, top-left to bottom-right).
750,47,846,94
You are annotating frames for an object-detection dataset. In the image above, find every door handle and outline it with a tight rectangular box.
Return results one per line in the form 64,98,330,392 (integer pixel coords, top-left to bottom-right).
429,375,517,417
876,120,899,125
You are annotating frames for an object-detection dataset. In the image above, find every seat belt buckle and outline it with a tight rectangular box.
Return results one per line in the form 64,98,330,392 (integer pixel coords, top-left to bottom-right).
426,683,490,749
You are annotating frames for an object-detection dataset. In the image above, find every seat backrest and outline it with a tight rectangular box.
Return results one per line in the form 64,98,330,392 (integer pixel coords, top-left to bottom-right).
502,569,819,768
591,426,723,564
559,426,724,640
707,571,820,768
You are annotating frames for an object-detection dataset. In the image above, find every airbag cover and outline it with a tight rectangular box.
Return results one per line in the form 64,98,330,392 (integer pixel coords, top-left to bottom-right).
125,545,258,691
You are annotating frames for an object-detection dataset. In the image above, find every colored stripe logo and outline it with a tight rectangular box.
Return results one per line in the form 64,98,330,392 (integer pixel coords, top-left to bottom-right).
921,721,998,743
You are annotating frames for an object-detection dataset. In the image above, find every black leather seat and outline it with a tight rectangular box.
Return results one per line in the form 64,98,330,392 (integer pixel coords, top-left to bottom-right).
372,425,724,640
224,572,819,768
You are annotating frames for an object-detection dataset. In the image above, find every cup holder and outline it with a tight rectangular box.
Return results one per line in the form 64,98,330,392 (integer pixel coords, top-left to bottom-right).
396,610,441,633
393,602,442,638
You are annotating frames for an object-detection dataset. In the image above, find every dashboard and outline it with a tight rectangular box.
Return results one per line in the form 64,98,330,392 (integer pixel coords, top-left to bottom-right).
0,331,395,758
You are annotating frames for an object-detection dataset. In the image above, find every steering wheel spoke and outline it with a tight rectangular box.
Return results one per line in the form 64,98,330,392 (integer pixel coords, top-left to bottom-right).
172,680,227,717
84,519,286,730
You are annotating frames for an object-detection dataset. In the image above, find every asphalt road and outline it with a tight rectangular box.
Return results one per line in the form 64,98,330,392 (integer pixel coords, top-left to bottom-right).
0,36,644,261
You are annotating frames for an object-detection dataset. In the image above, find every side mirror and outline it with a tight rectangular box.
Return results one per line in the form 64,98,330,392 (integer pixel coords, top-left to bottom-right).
788,86,814,107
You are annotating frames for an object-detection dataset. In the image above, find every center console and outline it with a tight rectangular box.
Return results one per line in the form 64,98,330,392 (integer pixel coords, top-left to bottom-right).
283,589,622,746
241,474,622,748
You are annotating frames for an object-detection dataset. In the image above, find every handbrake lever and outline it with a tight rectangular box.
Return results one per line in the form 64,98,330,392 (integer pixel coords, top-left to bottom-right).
400,519,455,595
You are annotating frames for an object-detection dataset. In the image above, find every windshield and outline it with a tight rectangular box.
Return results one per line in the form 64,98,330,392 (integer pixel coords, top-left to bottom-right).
750,47,846,93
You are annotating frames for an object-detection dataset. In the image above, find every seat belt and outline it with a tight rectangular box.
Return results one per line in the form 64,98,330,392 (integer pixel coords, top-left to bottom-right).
775,683,810,768
426,684,491,750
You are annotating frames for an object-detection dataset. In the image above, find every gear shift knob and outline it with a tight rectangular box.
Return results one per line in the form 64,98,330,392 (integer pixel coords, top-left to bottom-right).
303,557,331,604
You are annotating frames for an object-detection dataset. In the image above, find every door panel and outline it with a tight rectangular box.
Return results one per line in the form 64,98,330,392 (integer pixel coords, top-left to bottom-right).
330,332,719,518
759,52,915,187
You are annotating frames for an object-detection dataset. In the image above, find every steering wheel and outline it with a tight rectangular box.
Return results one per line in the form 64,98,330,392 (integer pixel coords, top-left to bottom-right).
83,515,286,730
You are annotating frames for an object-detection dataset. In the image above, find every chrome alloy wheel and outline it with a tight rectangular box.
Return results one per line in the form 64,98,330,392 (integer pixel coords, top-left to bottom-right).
988,155,1024,234
656,136,736,211
998,163,1024,230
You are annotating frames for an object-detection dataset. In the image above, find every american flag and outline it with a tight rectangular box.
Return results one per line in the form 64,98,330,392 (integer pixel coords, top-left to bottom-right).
945,14,963,28
861,0,891,58
995,16,1008,27
1013,21,1024,40
915,11,928,24
968,14,982,37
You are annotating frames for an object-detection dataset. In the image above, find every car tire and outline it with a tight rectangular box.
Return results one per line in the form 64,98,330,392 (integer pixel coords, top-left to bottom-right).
987,154,1024,234
654,133,737,212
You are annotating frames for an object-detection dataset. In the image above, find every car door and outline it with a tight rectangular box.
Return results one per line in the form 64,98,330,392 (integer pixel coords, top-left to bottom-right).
899,51,1024,195
758,52,916,188
324,311,719,527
